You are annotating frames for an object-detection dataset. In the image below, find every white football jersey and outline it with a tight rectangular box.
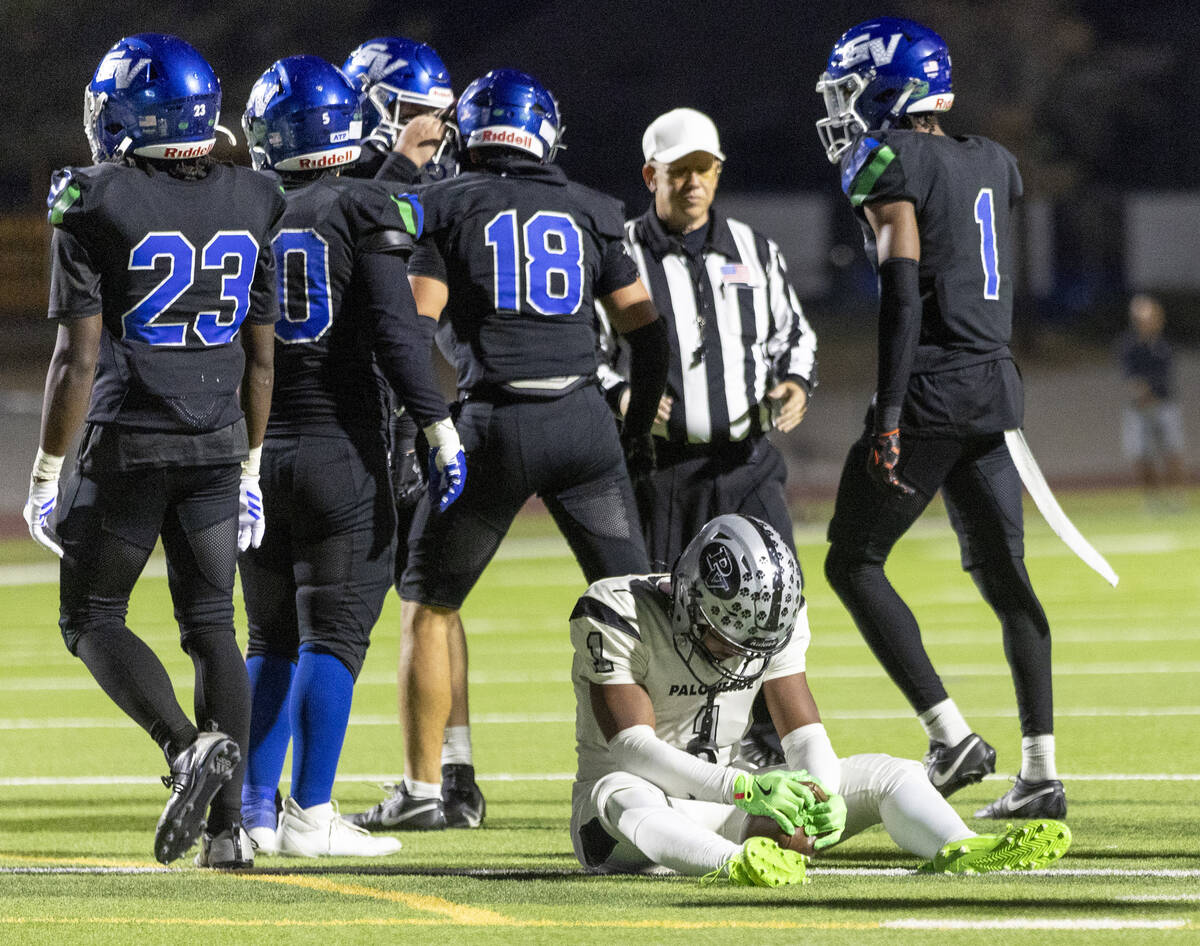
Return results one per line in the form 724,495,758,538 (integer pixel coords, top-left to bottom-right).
570,574,812,782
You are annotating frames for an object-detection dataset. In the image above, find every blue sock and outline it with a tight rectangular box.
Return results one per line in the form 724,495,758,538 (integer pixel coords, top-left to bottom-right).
242,654,295,831
289,649,354,810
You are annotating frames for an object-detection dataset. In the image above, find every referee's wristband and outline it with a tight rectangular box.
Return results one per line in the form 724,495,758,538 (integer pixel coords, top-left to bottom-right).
31,447,65,483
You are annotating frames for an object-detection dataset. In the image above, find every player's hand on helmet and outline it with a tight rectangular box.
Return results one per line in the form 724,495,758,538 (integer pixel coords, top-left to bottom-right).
424,418,466,513
731,771,818,836
396,114,447,166
23,449,64,558
867,428,915,496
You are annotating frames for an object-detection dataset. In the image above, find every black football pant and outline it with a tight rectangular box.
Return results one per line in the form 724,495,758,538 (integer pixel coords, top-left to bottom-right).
401,384,648,609
824,430,1053,737
240,432,395,680
57,462,249,831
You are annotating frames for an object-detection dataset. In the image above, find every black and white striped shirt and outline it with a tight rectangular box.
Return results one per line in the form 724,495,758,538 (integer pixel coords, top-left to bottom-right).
598,207,817,445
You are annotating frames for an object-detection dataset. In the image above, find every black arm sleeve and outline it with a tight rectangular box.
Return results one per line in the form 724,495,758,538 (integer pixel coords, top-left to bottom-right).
621,317,669,438
874,257,921,433
358,250,449,429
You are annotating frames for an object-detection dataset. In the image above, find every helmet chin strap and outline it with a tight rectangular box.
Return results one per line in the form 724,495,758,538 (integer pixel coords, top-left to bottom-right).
113,136,133,160
216,124,238,147
883,77,926,128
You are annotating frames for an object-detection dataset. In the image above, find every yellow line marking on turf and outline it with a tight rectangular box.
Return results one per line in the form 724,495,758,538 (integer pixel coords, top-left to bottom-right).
245,873,514,925
0,916,889,930
0,853,163,869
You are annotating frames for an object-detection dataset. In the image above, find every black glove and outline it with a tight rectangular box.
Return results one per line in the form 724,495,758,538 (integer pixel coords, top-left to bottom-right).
867,428,915,497
621,431,657,526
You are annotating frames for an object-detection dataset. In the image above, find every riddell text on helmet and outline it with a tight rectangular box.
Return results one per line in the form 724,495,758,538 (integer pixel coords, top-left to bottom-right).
297,149,356,169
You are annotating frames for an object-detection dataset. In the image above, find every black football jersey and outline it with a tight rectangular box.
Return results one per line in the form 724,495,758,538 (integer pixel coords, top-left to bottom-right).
407,159,639,393
842,131,1022,376
265,176,438,436
47,162,284,435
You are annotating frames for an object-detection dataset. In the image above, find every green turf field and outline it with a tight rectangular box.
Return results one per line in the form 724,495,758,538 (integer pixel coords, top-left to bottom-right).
1,490,1197,944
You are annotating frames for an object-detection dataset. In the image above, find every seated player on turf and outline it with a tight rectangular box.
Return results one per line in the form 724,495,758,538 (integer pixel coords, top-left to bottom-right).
569,515,1072,886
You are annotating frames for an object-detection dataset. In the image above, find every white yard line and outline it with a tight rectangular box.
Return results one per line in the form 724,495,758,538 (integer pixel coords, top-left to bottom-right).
2,772,1199,788
5,705,1200,731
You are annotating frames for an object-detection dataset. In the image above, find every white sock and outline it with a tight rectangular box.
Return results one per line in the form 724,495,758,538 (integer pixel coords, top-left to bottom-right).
441,725,473,766
917,698,972,748
404,776,442,800
1020,734,1057,781
605,786,740,875
877,768,975,859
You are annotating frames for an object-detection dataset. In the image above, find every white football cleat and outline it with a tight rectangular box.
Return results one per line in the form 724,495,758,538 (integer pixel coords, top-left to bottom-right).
247,824,278,856
276,797,403,858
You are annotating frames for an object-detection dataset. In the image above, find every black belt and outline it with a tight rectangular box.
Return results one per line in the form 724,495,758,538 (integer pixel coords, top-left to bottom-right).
653,436,761,465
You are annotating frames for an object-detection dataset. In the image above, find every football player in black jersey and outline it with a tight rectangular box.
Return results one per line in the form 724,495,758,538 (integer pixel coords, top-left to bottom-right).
23,34,283,866
348,69,669,833
236,56,464,859
816,18,1065,820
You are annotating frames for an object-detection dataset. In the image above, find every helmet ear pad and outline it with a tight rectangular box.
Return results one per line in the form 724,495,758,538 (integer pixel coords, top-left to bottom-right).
670,514,803,689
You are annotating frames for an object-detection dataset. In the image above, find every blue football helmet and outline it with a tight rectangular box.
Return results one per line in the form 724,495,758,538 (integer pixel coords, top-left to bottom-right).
456,69,562,162
242,55,362,172
85,33,233,164
342,37,453,144
816,17,954,162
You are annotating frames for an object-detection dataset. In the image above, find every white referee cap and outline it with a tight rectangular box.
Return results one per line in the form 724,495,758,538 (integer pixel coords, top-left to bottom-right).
642,108,725,164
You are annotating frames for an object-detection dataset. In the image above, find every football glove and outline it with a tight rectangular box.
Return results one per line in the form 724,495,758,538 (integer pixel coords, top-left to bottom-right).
424,418,466,513
794,773,848,850
731,771,818,836
23,449,64,558
867,428,915,496
237,446,265,552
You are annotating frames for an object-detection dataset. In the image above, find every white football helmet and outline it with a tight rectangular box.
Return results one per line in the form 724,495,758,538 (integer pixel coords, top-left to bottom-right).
671,515,803,689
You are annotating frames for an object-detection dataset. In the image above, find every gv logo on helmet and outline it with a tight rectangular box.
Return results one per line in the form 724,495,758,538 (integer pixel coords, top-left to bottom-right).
699,542,739,599
347,43,408,81
839,32,903,69
96,52,152,90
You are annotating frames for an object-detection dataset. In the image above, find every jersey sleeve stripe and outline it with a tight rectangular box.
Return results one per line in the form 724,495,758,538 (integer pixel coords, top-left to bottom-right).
847,144,897,207
48,181,81,226
570,595,641,640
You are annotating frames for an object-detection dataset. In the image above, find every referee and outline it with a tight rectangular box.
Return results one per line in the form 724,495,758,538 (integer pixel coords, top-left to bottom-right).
597,108,816,765
599,108,817,568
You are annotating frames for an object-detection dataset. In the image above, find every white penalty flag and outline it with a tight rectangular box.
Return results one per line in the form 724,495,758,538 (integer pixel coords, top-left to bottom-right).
1005,429,1118,587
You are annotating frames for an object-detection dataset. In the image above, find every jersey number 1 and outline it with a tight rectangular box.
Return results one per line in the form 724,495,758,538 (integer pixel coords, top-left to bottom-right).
485,210,584,315
973,188,1001,301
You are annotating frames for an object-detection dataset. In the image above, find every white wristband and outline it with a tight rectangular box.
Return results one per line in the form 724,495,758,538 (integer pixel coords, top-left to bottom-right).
241,445,263,478
423,418,461,454
780,722,842,795
31,448,65,483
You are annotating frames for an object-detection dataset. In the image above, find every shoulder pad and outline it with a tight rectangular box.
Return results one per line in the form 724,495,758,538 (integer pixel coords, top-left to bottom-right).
46,164,114,226
565,183,626,240
841,135,900,207
348,180,424,240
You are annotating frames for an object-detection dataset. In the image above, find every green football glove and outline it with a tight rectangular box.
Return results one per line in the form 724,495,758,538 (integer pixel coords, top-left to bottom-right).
799,781,848,851
731,771,817,836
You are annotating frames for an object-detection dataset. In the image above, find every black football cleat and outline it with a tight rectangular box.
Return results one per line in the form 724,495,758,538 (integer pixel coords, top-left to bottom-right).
924,733,996,797
345,782,447,831
155,732,240,864
442,764,486,829
975,775,1067,820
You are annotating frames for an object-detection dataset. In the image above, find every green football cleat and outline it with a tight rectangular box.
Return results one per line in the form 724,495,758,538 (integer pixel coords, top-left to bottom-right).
920,819,1072,874
701,836,810,888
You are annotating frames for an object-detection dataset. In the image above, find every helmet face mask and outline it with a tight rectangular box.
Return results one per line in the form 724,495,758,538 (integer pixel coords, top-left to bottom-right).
671,515,804,691
815,17,954,163
243,56,362,173
85,33,232,164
